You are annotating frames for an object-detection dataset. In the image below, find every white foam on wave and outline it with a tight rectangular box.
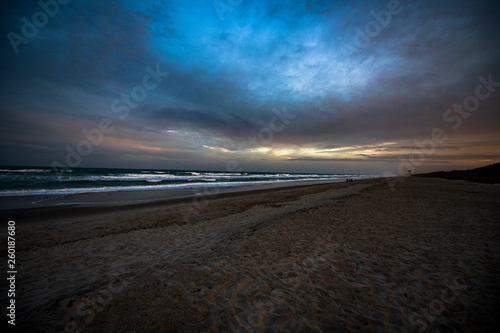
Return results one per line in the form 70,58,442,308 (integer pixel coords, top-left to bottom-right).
0,168,52,173
0,178,354,197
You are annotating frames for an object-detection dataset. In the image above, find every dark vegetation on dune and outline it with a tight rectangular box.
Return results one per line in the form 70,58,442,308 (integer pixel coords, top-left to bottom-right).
414,163,500,184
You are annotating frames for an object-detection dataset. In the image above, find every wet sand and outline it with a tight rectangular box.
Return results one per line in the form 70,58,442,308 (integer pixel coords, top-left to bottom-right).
4,178,500,332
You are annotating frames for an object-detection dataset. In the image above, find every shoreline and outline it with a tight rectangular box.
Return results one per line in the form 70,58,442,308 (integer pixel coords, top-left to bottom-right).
0,178,378,224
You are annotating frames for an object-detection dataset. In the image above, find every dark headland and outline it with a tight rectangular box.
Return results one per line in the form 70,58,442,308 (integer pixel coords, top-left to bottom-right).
415,162,500,184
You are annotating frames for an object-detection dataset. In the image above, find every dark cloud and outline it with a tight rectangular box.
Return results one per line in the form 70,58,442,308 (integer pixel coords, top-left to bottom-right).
1,0,499,173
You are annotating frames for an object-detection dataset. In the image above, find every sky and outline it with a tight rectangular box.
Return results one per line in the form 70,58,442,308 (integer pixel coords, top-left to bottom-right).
1,0,499,175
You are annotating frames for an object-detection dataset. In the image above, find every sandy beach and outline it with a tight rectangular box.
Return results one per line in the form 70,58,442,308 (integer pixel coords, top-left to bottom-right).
3,177,500,332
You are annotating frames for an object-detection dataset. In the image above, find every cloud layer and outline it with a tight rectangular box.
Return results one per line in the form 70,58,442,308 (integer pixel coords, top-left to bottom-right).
1,0,499,173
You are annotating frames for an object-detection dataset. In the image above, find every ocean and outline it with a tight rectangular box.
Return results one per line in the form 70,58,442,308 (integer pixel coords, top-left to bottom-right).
0,166,374,196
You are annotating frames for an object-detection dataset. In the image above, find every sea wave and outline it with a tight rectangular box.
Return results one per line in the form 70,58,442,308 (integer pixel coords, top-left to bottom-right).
0,168,51,173
0,178,350,197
